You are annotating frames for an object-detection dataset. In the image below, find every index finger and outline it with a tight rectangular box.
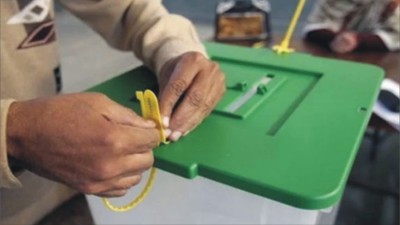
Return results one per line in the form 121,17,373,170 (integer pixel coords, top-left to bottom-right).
158,63,199,124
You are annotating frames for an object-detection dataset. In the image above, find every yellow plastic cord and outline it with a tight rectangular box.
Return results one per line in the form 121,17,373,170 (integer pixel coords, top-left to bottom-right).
103,90,168,212
102,167,157,212
273,0,307,54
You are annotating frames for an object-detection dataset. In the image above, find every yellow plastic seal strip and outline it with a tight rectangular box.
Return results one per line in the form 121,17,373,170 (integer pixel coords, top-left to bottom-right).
136,90,169,144
103,90,167,212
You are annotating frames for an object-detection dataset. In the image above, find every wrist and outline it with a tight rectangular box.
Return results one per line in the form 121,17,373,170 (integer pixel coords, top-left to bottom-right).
159,51,205,80
353,32,361,48
153,38,208,75
6,101,24,160
159,55,181,76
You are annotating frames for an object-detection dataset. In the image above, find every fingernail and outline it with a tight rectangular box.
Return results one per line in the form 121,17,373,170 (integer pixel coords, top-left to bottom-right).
162,117,170,128
164,129,172,137
183,130,190,137
170,131,182,142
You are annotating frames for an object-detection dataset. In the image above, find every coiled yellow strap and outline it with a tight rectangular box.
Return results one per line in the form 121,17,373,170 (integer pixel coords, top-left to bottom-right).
273,0,307,54
103,90,168,212
102,167,157,212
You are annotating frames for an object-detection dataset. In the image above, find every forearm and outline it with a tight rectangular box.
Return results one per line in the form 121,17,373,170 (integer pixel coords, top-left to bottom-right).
356,33,389,51
0,99,22,188
305,29,336,48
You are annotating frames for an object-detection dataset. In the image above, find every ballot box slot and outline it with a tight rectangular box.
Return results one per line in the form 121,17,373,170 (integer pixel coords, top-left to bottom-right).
225,76,273,112
213,74,287,119
211,56,322,136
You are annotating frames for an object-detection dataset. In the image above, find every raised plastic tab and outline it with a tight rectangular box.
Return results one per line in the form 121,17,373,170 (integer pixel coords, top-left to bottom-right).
136,90,169,144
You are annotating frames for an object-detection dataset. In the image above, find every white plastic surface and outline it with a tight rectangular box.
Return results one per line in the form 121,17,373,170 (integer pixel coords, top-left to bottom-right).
373,78,400,131
86,170,333,224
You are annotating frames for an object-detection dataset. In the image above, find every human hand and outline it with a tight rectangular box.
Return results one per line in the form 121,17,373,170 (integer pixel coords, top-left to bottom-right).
158,52,226,141
330,32,359,53
6,93,160,197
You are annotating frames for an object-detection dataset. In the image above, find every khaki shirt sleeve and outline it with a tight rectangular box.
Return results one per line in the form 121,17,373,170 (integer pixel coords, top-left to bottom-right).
57,0,207,75
374,5,400,51
303,0,356,34
0,99,22,188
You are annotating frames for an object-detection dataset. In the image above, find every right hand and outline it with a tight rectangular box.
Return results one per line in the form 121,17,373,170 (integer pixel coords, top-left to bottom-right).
6,93,160,197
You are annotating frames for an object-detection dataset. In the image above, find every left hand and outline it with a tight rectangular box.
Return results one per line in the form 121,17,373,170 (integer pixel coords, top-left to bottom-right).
330,32,359,54
158,52,226,141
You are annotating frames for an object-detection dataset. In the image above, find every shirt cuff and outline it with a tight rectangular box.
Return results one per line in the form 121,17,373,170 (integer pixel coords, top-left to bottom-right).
374,29,400,51
138,14,208,76
1,99,22,188
302,22,341,37
153,38,208,76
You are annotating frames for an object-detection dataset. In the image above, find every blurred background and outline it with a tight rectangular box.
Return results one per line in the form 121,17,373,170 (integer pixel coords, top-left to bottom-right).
36,1,399,224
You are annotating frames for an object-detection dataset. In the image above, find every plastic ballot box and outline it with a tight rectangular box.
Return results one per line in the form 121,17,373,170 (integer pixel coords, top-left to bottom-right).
85,43,383,224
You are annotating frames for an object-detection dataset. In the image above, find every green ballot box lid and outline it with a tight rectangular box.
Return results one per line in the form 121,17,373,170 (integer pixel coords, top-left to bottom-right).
87,42,384,210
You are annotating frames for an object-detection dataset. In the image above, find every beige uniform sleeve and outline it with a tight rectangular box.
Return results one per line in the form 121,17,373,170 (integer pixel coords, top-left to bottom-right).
0,99,22,188
57,0,207,75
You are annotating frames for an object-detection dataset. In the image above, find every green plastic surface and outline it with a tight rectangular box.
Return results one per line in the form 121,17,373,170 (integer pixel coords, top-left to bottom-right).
87,43,384,210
